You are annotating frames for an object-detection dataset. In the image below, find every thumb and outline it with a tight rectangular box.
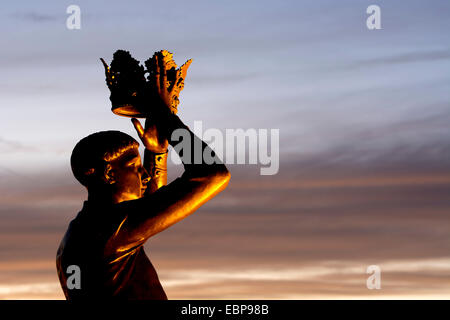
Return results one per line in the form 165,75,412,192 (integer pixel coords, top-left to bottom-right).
131,118,145,139
179,59,192,80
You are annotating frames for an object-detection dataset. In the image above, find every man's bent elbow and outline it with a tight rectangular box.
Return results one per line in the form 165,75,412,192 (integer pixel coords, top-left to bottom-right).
212,165,230,191
219,166,231,183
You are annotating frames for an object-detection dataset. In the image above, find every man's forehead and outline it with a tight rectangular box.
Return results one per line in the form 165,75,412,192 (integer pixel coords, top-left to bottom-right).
115,147,141,163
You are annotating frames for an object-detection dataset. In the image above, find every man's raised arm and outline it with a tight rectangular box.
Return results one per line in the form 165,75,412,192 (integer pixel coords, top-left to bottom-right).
104,112,230,255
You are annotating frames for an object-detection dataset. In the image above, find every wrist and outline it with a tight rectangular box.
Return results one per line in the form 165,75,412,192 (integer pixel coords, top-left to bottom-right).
145,148,168,155
166,114,190,146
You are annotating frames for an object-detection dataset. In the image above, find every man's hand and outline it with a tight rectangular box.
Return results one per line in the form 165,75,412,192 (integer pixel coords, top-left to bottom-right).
133,52,190,153
131,117,168,153
150,51,191,115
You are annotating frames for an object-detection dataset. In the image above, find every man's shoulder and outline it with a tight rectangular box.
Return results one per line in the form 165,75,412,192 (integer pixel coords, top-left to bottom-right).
57,212,86,255
59,202,120,254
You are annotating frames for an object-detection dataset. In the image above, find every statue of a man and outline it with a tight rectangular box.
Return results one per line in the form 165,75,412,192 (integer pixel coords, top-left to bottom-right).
56,53,230,299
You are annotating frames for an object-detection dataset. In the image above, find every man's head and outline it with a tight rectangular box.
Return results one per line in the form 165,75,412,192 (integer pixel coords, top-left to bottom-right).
71,131,149,203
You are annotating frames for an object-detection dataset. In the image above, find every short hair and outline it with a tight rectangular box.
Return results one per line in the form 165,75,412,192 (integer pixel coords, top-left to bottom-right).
71,131,139,187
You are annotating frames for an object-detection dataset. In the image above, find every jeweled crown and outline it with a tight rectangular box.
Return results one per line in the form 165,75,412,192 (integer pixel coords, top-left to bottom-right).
101,49,192,118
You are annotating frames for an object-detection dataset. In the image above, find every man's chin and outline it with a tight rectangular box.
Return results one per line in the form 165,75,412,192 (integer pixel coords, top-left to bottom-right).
116,192,143,203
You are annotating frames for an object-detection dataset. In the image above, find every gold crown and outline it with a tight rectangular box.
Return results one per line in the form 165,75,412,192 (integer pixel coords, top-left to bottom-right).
101,50,192,118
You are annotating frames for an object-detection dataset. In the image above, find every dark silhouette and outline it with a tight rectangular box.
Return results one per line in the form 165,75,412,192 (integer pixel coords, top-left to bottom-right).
56,51,230,299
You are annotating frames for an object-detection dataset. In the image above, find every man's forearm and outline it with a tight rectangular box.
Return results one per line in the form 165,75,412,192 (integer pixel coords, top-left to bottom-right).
165,113,228,175
104,113,230,255
142,111,225,195
141,117,169,195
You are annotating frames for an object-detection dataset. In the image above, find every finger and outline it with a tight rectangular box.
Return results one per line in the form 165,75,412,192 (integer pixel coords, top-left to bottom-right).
100,58,109,72
154,54,160,92
179,59,192,81
100,58,112,82
159,53,167,91
176,78,185,92
173,59,191,93
131,118,145,139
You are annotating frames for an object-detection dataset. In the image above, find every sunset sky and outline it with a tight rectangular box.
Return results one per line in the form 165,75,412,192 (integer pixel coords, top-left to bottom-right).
0,0,449,299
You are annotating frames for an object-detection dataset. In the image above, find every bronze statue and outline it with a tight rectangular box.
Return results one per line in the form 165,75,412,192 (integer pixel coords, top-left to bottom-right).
56,50,230,299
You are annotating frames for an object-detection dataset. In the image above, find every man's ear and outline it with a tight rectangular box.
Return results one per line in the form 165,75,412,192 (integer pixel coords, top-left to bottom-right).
84,168,95,177
103,163,115,184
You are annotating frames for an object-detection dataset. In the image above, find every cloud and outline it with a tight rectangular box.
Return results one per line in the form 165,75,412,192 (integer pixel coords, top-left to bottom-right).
361,50,450,66
0,0,448,300
189,72,263,86
0,137,37,153
10,12,58,23
0,158,449,298
158,258,450,299
2,258,449,299
0,282,61,299
327,50,450,73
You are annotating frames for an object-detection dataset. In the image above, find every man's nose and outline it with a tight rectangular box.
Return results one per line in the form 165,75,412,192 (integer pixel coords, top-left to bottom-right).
140,167,150,185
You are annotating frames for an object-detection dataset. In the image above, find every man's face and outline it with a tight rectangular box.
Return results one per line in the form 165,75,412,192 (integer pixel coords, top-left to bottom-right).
108,147,149,202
